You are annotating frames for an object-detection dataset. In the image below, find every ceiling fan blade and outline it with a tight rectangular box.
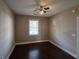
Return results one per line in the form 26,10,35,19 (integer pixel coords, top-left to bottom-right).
44,7,50,10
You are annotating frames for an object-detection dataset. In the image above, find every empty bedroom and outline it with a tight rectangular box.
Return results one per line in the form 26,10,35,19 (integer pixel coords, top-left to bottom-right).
0,0,79,59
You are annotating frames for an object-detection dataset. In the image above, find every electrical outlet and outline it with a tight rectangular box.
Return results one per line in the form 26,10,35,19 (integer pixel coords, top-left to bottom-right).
72,34,75,37
53,21,56,26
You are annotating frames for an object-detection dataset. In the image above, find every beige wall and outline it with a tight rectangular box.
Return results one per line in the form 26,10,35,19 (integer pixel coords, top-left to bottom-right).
49,6,79,57
15,15,49,43
0,0,15,59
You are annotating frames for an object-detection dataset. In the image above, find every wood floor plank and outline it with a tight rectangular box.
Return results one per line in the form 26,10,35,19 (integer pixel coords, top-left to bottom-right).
9,42,76,59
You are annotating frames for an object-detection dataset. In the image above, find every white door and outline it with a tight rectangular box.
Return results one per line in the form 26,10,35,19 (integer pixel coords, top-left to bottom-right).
77,14,79,58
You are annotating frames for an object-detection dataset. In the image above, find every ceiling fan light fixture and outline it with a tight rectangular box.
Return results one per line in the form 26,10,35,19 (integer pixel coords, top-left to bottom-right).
40,10,44,15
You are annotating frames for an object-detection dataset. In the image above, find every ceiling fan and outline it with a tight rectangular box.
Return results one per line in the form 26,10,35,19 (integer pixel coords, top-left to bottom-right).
33,0,51,15
39,5,50,14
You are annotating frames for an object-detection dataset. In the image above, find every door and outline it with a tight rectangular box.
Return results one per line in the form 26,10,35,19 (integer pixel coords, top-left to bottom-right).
77,11,79,58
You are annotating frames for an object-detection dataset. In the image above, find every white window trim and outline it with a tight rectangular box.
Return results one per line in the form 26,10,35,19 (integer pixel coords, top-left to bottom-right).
29,20,39,36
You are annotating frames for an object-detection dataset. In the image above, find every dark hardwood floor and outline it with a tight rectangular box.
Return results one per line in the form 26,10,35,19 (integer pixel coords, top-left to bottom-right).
9,42,76,59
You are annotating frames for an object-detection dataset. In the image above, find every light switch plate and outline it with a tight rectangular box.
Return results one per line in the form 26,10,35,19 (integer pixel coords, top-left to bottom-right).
72,34,75,37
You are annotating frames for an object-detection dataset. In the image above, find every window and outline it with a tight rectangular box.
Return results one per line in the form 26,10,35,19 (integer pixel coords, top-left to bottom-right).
29,20,39,35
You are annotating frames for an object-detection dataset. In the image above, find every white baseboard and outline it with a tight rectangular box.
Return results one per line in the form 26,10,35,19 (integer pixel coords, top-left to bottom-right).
48,40,77,58
16,40,49,45
11,40,77,58
7,45,15,59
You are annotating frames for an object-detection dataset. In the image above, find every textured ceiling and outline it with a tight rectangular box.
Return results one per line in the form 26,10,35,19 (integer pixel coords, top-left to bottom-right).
4,0,79,17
